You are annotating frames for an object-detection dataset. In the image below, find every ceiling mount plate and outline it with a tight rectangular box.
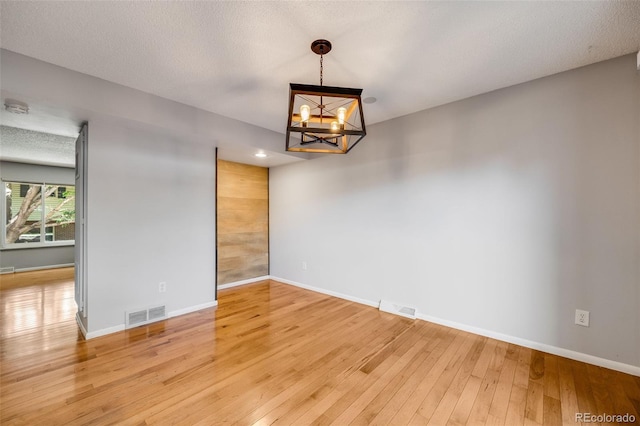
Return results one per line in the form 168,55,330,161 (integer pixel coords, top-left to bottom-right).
311,39,332,55
4,99,29,114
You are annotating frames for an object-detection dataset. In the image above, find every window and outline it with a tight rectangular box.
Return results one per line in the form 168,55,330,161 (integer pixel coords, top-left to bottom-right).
19,184,30,197
3,181,75,247
47,186,67,198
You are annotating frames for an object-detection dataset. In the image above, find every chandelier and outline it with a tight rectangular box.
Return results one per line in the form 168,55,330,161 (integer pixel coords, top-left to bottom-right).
286,39,366,154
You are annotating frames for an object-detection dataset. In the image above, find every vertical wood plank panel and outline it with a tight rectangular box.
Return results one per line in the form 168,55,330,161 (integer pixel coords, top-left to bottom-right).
217,160,268,285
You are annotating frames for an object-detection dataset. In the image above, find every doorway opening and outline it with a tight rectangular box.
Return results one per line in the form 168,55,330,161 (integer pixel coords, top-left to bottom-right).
0,123,84,344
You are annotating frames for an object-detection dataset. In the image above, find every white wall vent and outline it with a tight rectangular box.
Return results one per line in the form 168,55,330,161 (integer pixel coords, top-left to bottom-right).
126,304,167,329
379,300,417,320
0,267,15,274
148,305,166,321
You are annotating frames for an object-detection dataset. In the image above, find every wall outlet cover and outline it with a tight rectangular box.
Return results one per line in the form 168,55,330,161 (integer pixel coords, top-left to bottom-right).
575,309,590,327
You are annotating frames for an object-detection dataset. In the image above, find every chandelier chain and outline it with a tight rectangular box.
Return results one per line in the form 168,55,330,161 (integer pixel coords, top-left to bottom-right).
320,54,323,86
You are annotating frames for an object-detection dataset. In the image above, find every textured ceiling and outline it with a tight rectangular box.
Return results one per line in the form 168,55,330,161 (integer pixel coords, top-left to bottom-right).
1,1,639,164
0,125,75,167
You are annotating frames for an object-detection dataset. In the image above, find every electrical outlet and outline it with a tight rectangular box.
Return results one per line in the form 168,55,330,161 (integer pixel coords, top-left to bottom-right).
575,309,589,327
302,261,307,271
159,282,166,293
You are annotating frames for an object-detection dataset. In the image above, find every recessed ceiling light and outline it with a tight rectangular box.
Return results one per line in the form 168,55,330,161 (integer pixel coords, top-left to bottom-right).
4,99,29,114
255,152,267,158
363,97,377,104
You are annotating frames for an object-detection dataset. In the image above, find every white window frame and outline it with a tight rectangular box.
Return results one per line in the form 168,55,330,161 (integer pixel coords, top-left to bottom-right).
1,179,75,250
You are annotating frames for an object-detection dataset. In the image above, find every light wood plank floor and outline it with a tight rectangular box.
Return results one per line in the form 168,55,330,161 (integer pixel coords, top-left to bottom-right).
1,269,639,425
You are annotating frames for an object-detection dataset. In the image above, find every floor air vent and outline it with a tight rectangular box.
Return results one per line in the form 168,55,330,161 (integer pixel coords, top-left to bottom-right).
379,300,417,319
126,305,167,328
148,305,166,321
0,267,15,274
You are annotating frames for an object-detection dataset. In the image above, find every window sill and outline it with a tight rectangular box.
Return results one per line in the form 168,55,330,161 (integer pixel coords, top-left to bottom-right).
1,242,75,251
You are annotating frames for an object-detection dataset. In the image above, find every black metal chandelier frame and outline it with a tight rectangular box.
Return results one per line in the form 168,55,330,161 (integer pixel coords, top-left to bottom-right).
285,39,367,154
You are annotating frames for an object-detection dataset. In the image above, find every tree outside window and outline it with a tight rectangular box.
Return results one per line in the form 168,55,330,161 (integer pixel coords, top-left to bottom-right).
4,182,75,245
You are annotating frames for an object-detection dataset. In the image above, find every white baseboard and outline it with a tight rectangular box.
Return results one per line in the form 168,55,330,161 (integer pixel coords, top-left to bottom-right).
218,275,271,290
416,313,640,377
76,312,88,338
270,276,640,377
169,300,218,318
85,323,125,339
76,312,124,340
15,263,74,273
270,276,379,308
80,300,219,340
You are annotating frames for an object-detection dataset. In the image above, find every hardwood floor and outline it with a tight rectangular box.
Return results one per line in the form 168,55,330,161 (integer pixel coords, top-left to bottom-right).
1,269,639,425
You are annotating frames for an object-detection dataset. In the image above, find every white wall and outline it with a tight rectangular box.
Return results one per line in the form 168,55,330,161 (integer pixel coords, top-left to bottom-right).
270,54,640,369
1,160,74,183
86,118,216,332
0,49,305,162
1,49,287,335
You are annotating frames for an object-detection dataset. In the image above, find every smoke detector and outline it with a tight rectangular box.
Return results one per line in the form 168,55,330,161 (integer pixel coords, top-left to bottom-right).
4,100,29,114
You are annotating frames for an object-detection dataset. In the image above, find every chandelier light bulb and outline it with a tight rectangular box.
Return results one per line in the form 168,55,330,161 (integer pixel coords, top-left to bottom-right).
331,121,339,132
337,107,347,125
300,105,310,123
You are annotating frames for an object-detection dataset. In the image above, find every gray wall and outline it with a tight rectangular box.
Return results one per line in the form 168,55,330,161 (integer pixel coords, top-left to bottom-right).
1,49,287,335
1,160,75,270
86,118,217,332
270,54,640,368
